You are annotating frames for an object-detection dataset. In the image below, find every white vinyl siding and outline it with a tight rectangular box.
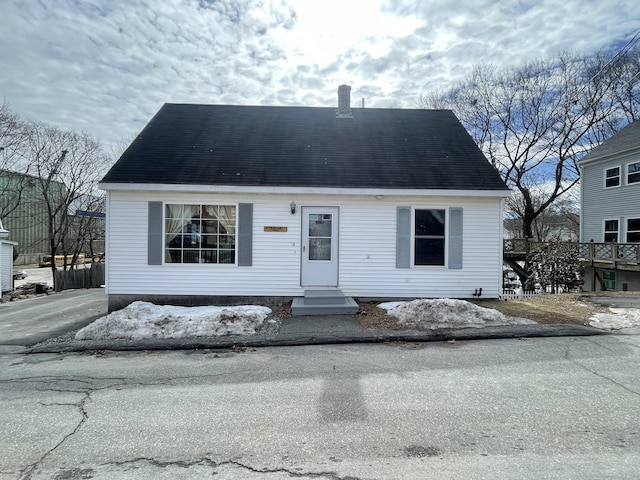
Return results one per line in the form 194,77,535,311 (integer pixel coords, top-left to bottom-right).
340,198,501,297
105,192,504,298
1,241,15,293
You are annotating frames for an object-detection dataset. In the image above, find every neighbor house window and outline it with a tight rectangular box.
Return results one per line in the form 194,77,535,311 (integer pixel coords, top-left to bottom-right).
414,209,446,265
165,204,236,264
604,219,619,243
628,161,640,184
602,270,616,290
605,166,620,188
627,218,640,242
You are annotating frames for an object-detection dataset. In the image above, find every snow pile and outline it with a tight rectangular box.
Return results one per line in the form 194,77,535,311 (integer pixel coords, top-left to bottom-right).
75,301,272,341
379,298,535,330
589,308,640,330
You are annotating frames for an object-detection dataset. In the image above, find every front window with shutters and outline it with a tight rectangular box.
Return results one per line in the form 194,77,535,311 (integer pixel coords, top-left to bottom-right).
414,209,446,265
165,204,236,263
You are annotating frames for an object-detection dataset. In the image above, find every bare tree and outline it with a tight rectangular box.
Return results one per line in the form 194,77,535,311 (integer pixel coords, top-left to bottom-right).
24,121,108,287
505,188,579,241
71,192,106,261
598,41,640,124
421,48,640,239
0,102,29,221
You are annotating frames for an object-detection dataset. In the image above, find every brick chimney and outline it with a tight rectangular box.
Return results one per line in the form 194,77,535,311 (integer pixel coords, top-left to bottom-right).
337,84,352,118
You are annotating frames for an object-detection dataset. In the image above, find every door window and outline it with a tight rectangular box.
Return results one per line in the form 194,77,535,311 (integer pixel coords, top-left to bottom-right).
308,214,332,261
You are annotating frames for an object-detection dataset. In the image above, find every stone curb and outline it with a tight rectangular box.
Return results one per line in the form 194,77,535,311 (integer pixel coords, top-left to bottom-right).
25,324,608,354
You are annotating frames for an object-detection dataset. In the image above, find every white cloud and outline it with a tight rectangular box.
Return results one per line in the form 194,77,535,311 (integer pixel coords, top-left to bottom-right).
1,0,638,153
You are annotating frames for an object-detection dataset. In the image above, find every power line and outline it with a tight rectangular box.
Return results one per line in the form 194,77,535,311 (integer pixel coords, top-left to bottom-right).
589,30,640,83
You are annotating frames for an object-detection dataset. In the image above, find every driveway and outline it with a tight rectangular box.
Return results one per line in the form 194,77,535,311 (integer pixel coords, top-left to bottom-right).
583,294,640,309
0,289,106,348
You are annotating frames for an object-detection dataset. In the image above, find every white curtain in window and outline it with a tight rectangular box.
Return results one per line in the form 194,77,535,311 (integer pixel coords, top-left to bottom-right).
165,205,195,242
165,204,198,262
204,205,236,234
218,206,236,234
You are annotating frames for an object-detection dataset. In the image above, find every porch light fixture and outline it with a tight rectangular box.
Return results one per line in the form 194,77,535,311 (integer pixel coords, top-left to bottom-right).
290,201,296,214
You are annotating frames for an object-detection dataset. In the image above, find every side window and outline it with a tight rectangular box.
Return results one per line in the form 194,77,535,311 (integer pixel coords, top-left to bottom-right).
165,204,236,264
628,161,640,185
602,271,616,290
604,219,619,243
605,166,620,188
414,209,446,266
627,218,640,243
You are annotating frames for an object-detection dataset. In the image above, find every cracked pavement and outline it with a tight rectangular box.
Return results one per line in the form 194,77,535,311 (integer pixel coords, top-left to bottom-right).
1,336,639,479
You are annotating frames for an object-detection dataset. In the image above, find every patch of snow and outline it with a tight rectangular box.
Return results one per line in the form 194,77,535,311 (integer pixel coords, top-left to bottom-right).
75,301,272,341
589,308,640,330
379,298,535,329
378,301,405,311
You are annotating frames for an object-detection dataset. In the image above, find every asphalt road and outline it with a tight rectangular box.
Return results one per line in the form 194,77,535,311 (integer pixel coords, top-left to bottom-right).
0,289,106,348
1,336,639,479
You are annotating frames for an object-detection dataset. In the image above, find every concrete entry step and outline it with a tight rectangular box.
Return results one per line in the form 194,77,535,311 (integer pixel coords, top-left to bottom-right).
292,289,359,316
301,289,348,305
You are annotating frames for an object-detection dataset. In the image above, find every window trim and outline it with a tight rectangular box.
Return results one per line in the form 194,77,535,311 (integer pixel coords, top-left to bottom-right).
163,202,238,265
412,207,447,267
626,217,640,243
604,166,620,189
603,218,619,243
626,160,640,185
602,270,616,290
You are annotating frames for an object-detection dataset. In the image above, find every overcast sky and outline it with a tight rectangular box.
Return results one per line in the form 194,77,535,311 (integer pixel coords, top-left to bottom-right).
2,0,639,150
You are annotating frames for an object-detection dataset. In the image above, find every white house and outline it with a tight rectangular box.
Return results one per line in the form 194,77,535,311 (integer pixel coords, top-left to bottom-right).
100,86,511,313
0,218,17,295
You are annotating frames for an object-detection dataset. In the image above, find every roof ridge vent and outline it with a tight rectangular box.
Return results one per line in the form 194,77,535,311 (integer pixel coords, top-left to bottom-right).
336,84,353,118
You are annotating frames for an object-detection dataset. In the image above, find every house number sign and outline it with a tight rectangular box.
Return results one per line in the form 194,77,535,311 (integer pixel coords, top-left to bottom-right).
264,226,288,232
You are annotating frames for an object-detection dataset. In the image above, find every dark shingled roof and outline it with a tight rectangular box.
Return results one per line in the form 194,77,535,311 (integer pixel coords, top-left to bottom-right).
101,103,508,191
579,120,640,164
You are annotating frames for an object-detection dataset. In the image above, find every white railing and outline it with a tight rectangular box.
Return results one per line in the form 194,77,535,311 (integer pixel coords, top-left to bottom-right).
499,290,545,301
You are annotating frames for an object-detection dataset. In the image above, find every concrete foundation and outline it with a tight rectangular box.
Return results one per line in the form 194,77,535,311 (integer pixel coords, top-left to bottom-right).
582,266,640,292
107,294,292,313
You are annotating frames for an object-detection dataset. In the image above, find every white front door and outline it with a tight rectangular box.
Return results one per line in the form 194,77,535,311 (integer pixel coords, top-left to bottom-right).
301,207,339,287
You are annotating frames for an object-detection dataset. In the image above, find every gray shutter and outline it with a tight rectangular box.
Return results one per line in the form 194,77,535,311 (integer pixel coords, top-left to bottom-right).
237,203,253,266
396,207,411,268
148,201,163,265
448,207,463,269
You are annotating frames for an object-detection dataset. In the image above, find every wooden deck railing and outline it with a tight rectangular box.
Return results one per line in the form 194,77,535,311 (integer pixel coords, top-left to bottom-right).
504,239,640,265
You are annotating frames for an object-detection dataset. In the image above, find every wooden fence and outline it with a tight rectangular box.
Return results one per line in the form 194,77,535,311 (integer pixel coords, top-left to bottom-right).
504,239,640,266
54,262,105,291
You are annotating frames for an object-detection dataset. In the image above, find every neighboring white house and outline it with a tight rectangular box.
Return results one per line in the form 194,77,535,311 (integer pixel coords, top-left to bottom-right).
579,120,640,291
0,218,17,294
100,86,511,313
